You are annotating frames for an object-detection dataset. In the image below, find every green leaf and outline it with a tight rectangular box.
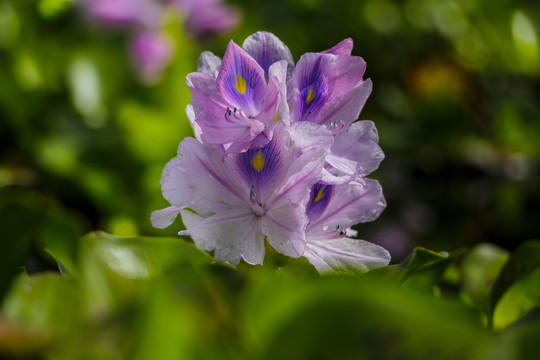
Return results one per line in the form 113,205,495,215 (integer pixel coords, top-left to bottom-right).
79,231,212,315
0,273,84,358
460,243,509,315
2,273,83,335
42,218,81,276
492,267,540,331
399,247,457,292
497,307,540,359
241,275,494,360
80,231,211,279
129,280,204,360
0,202,43,300
490,240,540,329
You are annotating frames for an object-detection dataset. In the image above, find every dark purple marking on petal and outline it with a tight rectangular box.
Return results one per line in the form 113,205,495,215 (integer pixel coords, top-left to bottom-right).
296,55,332,122
306,183,334,222
242,31,295,79
217,41,267,116
236,139,283,203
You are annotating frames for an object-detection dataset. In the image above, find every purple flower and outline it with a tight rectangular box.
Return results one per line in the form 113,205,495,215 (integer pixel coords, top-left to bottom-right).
151,123,326,265
289,38,372,128
187,41,282,153
153,31,390,273
82,0,240,84
283,39,382,184
130,31,173,84
170,0,240,38
82,0,162,29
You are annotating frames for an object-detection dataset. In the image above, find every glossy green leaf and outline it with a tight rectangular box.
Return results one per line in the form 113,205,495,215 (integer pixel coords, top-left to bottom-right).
79,231,211,314
81,231,211,277
2,273,83,335
490,240,540,327
460,243,509,315
399,247,457,292
492,266,540,331
129,280,202,360
241,275,496,360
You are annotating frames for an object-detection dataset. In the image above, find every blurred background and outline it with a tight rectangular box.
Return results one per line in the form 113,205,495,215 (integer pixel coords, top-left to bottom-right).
2,1,540,359
1,0,540,270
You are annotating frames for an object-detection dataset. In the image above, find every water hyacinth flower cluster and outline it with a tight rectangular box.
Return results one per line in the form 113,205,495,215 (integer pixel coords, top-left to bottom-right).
152,32,390,273
81,0,239,82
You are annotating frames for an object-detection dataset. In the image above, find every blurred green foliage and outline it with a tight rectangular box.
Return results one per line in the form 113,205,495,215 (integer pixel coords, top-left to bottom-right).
1,0,540,358
1,232,540,359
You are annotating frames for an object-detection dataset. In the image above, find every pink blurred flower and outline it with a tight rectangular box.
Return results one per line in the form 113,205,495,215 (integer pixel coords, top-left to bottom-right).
82,0,240,83
83,0,162,29
171,0,240,38
130,31,173,83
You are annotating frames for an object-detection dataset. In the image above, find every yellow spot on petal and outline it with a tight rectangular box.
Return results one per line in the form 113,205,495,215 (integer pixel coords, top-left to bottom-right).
251,151,264,171
314,188,324,203
235,73,247,94
306,86,315,104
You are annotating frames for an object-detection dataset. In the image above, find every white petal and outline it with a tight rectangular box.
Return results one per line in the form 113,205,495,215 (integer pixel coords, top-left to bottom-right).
288,122,333,151
263,202,307,258
160,156,195,207
268,60,290,125
185,104,202,141
197,51,221,78
305,237,390,273
150,206,181,229
180,208,265,265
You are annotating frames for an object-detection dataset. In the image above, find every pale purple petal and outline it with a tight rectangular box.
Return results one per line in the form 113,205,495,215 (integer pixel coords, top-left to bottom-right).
187,72,265,145
305,237,390,273
197,51,222,78
180,208,265,265
268,60,290,124
256,75,280,125
308,178,386,232
331,56,366,99
222,122,275,156
216,41,267,116
263,202,307,258
171,138,247,210
185,104,202,141
325,154,358,177
268,146,327,209
178,209,212,249
150,206,181,229
287,122,333,152
320,167,356,185
316,79,372,128
323,38,354,56
195,104,265,145
159,157,195,207
331,120,385,177
242,31,295,78
187,72,228,109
